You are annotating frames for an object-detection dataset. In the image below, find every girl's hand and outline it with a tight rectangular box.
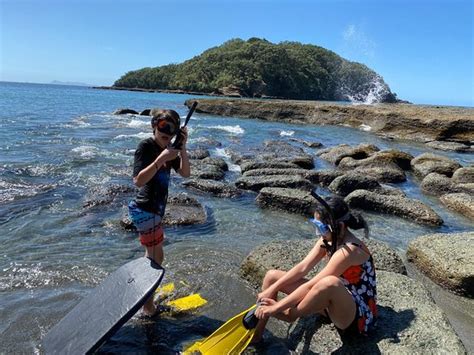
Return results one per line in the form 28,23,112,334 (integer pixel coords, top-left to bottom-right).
255,298,277,319
257,289,273,302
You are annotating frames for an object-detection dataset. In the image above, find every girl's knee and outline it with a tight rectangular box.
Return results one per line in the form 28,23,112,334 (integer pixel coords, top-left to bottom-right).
312,275,342,292
263,269,283,287
264,269,280,282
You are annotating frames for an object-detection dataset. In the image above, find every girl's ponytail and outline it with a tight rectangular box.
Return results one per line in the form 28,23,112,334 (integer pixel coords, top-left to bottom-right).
347,212,369,238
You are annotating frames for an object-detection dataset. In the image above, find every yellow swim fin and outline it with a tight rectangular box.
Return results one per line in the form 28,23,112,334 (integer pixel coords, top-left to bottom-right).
183,305,258,355
166,294,208,312
155,282,175,301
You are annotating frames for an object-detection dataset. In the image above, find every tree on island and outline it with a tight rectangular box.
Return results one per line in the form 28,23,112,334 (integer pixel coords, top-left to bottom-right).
114,38,398,103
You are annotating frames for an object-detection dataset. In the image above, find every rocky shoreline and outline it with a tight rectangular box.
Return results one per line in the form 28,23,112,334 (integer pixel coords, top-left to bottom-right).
184,98,474,148
111,106,473,353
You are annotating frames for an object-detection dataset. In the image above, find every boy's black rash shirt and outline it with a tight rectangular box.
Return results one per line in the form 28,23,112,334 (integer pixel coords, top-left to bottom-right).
132,137,181,216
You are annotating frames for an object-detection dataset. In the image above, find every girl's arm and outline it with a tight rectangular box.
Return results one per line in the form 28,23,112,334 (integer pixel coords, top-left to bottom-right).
259,238,326,299
265,245,356,315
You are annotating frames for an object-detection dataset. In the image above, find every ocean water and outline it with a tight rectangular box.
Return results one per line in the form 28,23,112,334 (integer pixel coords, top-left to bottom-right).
1,82,473,353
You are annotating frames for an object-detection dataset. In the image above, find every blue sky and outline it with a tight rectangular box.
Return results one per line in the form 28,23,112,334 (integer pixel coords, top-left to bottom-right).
1,0,473,106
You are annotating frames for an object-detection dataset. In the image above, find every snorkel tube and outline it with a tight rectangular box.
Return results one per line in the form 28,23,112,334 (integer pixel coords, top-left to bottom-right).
310,189,339,257
172,101,198,150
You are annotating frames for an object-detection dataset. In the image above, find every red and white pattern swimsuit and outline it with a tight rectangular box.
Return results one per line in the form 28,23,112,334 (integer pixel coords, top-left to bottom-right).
339,242,378,335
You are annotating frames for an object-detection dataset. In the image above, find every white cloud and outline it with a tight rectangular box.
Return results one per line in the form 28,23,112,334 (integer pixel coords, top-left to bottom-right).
342,24,376,58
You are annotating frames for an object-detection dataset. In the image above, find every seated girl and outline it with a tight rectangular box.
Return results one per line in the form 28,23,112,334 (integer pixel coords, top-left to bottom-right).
253,195,377,342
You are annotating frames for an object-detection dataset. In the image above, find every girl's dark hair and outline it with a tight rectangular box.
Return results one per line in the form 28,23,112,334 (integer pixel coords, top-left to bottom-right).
312,195,369,238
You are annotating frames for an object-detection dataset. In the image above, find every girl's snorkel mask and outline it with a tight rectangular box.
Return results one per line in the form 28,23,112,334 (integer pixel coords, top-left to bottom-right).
310,189,339,256
309,218,331,236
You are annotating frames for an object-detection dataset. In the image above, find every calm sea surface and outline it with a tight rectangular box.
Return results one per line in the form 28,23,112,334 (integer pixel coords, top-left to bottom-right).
1,82,473,353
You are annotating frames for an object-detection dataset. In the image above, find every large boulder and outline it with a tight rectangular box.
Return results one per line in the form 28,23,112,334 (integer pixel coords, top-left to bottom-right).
240,160,300,173
235,175,313,192
328,173,381,196
338,149,414,171
113,108,138,115
83,184,136,209
420,172,474,196
411,153,462,178
290,137,323,148
407,232,474,297
241,240,406,287
352,165,407,183
452,167,474,184
182,178,241,198
317,144,380,165
190,160,226,180
426,140,472,152
162,193,208,226
120,193,207,230
345,189,443,226
243,168,321,183
256,188,315,215
188,149,211,160
200,157,228,171
240,241,464,354
440,193,474,219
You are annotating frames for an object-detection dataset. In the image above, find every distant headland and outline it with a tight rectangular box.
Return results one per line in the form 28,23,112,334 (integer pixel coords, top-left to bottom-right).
104,38,405,104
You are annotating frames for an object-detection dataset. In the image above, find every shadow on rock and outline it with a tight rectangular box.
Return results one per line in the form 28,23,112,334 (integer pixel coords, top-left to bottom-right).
285,306,415,354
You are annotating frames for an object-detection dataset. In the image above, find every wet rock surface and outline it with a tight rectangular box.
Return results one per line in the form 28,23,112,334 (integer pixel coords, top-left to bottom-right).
240,239,406,286
426,140,472,152
411,153,463,178
328,173,381,196
452,167,474,184
235,174,314,192
241,240,463,354
407,232,474,297
256,188,315,215
83,184,136,209
345,189,443,226
338,149,414,171
440,193,474,219
243,168,321,183
120,193,207,230
190,159,226,180
188,148,211,160
182,178,242,197
317,144,380,165
186,98,474,142
420,172,474,196
113,108,139,115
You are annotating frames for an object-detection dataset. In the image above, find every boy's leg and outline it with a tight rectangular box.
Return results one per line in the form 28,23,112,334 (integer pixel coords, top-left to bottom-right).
142,241,164,315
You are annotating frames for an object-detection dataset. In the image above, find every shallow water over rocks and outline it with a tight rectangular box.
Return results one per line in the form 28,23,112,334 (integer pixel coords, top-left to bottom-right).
1,82,472,353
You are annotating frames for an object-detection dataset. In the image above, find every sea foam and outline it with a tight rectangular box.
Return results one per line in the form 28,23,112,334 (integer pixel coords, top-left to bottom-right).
208,125,244,135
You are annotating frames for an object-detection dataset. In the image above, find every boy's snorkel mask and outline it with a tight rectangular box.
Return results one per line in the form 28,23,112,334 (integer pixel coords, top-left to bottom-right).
310,189,339,257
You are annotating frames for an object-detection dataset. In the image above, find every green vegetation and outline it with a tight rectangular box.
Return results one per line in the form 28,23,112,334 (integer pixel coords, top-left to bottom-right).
114,38,397,102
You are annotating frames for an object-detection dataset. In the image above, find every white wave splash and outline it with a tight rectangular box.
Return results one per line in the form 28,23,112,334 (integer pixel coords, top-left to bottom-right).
359,124,372,132
214,148,231,158
114,132,152,140
127,119,149,128
208,125,244,135
71,145,100,158
280,130,295,137
213,148,240,172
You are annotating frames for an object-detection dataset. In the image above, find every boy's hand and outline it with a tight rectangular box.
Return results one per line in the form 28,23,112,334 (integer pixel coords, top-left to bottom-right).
159,148,179,162
179,127,188,150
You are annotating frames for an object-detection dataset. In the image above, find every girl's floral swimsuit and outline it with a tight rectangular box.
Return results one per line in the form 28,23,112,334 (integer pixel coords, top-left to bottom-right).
338,242,378,335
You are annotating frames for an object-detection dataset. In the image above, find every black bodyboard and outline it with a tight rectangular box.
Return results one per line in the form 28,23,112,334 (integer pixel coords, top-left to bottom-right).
42,257,164,354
